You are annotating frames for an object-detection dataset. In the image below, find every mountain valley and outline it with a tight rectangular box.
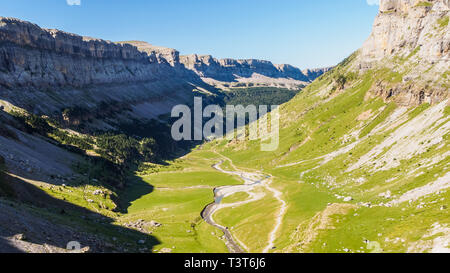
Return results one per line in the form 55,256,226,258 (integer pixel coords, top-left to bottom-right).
0,0,449,254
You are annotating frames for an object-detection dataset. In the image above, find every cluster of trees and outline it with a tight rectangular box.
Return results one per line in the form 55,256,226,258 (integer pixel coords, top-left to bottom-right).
10,109,177,164
10,111,94,150
119,119,191,157
11,111,53,135
222,87,300,107
62,106,86,120
3,109,174,190
6,103,199,191
61,101,132,128
52,130,93,150
95,134,156,166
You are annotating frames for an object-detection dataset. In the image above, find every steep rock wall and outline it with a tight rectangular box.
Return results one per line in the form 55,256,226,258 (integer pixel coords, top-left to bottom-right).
0,17,206,121
356,0,449,106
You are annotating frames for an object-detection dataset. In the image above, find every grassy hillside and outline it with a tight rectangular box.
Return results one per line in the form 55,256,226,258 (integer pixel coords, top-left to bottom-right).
136,50,449,253
199,51,449,252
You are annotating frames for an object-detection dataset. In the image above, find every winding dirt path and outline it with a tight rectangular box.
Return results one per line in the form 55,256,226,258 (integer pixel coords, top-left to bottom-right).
201,154,287,253
263,181,288,253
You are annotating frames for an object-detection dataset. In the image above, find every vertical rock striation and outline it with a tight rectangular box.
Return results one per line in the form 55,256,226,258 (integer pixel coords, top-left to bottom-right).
355,0,449,105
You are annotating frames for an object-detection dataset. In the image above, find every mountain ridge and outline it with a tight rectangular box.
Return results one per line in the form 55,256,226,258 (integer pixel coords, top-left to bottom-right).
121,40,332,89
0,16,329,124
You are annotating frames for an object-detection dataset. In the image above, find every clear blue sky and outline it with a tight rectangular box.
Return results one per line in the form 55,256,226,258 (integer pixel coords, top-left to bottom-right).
0,0,379,68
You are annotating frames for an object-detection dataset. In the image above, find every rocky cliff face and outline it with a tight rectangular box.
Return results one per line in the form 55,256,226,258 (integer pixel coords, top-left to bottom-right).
0,18,191,88
302,67,334,80
178,54,330,89
181,55,311,82
0,17,207,124
0,17,327,125
117,41,181,66
127,41,331,90
355,0,449,105
360,0,449,65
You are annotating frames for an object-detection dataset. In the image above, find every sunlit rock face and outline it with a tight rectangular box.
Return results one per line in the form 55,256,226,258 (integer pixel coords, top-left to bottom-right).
355,0,449,106
361,0,449,63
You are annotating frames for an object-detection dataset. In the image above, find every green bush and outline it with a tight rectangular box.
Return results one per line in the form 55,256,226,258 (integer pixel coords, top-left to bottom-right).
335,74,347,89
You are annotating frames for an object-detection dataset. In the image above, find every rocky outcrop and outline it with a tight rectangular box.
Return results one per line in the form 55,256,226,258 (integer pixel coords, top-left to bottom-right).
181,55,304,81
360,0,449,65
302,67,334,80
118,41,180,66
0,18,165,87
355,0,449,105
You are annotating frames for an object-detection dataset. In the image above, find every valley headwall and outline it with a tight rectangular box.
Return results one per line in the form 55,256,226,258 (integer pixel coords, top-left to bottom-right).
124,41,332,89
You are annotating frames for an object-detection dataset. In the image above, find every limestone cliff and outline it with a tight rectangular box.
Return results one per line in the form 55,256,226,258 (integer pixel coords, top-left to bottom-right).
0,17,207,124
126,41,331,90
178,55,331,89
0,17,327,126
355,0,449,105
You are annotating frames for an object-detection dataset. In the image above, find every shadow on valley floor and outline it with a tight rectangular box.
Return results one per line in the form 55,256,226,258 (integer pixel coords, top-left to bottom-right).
0,172,161,253
116,171,154,214
0,108,198,216
114,141,201,214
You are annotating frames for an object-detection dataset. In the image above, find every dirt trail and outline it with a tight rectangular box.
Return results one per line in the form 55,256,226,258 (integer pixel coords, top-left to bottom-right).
263,181,287,253
202,154,287,253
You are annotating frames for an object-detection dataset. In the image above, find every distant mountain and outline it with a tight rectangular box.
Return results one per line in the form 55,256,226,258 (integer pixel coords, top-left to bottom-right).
123,41,331,90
